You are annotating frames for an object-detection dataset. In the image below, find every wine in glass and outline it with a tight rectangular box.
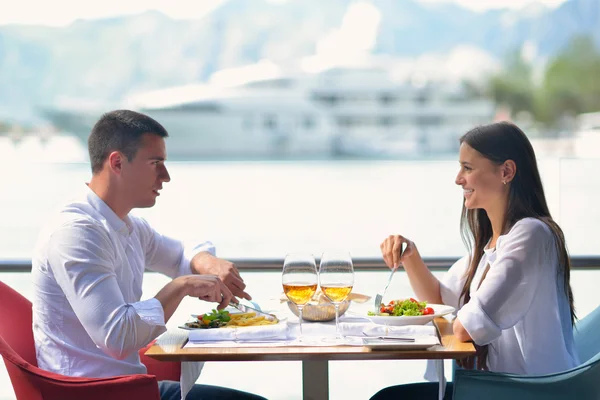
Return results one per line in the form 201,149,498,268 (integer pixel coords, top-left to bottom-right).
282,253,318,340
319,252,354,340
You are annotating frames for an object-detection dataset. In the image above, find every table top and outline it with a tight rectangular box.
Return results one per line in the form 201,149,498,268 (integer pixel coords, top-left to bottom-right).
145,317,475,362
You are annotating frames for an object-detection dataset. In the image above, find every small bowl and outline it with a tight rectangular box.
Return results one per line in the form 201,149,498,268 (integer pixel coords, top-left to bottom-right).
287,300,350,322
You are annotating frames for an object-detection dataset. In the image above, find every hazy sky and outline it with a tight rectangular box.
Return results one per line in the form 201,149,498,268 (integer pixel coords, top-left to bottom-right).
0,0,569,26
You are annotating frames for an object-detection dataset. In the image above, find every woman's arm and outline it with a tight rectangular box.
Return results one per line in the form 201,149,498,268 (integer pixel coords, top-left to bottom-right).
453,318,473,342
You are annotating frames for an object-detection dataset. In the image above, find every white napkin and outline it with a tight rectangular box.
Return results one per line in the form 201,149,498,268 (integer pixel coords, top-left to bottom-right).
188,323,289,342
180,361,204,400
339,322,437,337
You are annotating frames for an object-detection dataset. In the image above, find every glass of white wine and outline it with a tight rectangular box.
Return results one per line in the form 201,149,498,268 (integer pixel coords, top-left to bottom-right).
282,253,318,340
319,252,354,340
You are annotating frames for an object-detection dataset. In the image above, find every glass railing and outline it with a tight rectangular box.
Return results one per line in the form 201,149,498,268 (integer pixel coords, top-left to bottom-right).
1,157,598,263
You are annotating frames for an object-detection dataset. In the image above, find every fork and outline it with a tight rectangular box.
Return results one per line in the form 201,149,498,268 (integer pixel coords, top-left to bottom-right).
373,265,398,312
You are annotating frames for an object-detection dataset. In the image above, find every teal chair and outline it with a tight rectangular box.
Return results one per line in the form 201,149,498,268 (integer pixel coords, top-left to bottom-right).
452,305,600,400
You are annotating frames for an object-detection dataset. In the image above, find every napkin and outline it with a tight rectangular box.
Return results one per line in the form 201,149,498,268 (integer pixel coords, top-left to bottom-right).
339,322,437,337
188,323,289,342
180,362,205,400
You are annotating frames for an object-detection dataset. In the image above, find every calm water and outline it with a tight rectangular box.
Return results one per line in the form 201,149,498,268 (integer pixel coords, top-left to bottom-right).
1,137,599,399
1,137,599,260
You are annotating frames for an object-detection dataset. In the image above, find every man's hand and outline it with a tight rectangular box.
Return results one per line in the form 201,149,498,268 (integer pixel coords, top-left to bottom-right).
155,274,234,322
179,275,233,310
190,252,252,300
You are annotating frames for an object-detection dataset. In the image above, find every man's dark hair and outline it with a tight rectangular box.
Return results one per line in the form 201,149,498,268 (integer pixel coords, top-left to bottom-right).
88,110,169,174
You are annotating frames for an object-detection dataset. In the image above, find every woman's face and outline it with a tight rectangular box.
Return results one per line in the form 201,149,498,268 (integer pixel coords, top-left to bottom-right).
455,142,506,211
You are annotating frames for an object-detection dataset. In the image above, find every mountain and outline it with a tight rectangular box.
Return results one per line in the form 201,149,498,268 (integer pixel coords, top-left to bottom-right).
0,0,598,121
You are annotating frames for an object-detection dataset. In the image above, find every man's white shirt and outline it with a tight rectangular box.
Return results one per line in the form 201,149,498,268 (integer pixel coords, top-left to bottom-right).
32,185,213,377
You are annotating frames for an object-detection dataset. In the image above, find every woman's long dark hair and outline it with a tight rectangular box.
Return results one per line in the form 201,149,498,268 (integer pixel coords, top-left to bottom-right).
457,121,575,370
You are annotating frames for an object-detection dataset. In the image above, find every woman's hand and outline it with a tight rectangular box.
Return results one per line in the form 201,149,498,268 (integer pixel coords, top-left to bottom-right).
380,234,416,269
453,317,473,342
380,234,443,304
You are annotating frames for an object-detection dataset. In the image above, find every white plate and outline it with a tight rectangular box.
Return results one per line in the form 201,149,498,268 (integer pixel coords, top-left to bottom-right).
362,337,439,350
180,314,286,330
367,304,455,326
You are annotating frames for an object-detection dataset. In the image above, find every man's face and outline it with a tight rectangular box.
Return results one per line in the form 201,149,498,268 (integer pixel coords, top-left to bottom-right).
120,133,170,209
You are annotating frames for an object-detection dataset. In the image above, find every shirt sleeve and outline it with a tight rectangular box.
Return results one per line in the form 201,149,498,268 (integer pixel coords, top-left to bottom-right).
439,254,470,309
135,217,216,278
457,219,553,345
46,220,167,360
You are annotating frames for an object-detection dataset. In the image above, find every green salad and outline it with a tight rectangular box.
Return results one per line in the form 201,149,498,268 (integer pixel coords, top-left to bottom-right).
368,298,434,316
185,309,232,329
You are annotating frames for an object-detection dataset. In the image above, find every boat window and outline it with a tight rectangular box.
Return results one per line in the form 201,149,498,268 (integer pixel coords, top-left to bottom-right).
157,103,222,113
264,116,277,130
303,116,315,130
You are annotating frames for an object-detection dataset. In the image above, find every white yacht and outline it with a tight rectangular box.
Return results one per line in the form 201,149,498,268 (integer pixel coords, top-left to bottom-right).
44,61,496,159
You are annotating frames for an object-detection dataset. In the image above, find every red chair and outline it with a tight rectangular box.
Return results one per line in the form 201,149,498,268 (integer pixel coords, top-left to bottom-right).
0,280,181,400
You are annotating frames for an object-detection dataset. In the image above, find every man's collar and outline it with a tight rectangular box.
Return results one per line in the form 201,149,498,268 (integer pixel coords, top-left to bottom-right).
84,184,132,236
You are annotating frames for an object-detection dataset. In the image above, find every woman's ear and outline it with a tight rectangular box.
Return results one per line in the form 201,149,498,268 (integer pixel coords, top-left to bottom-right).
502,160,517,183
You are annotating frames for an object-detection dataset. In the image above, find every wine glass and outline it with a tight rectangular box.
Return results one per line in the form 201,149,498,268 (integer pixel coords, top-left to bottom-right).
282,253,318,340
319,252,354,340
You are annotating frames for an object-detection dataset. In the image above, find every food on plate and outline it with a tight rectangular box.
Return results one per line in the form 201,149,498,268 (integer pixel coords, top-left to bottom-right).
184,309,231,329
225,312,279,327
184,309,279,329
367,298,435,317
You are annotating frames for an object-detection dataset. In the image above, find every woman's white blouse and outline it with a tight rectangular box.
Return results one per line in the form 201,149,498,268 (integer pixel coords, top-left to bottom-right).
439,217,580,374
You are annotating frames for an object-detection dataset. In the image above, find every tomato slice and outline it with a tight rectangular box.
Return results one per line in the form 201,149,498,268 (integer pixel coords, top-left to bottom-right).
423,307,434,315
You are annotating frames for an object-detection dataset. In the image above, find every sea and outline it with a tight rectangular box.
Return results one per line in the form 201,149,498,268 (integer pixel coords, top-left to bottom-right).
0,135,599,399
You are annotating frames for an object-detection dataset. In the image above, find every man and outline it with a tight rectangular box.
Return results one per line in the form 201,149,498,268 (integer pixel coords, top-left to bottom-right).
32,110,265,399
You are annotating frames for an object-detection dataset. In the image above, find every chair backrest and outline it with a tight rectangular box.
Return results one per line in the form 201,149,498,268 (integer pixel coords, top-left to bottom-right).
0,333,44,400
0,280,163,400
0,280,36,365
453,354,600,400
574,304,600,364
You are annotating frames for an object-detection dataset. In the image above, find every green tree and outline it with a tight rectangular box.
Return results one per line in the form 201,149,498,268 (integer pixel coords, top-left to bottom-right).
488,50,536,116
538,36,600,125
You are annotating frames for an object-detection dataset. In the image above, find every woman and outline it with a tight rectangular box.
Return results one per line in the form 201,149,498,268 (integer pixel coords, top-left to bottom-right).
371,122,579,399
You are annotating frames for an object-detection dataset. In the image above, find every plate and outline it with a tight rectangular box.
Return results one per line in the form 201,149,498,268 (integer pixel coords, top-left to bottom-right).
367,304,455,326
179,314,286,330
362,337,439,350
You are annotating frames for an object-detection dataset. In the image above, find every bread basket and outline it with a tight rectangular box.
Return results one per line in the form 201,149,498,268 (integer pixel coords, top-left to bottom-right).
283,291,370,322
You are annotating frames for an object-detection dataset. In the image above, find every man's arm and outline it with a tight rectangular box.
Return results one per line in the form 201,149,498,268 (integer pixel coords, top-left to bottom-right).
137,217,251,300
47,222,167,360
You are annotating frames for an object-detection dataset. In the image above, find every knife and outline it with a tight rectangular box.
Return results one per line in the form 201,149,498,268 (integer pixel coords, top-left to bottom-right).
229,299,279,323
362,332,415,342
375,336,415,342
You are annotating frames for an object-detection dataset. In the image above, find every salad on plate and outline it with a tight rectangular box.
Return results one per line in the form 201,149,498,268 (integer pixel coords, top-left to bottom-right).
368,298,435,317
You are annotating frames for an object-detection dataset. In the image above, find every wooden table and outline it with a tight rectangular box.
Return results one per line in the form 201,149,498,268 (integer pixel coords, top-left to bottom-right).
145,317,475,400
